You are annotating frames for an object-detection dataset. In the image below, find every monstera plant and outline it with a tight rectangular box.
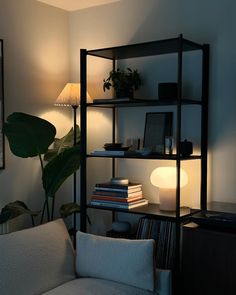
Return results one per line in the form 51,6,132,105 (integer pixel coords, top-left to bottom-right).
3,112,81,223
0,200,38,227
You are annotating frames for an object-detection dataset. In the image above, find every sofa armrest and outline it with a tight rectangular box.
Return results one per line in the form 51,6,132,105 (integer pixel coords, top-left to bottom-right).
0,219,75,295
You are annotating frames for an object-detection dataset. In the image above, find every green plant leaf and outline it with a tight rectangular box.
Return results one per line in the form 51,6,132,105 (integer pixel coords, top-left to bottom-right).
60,202,91,224
42,145,80,198
44,125,80,162
3,112,56,158
103,68,141,95
60,202,81,218
0,200,39,224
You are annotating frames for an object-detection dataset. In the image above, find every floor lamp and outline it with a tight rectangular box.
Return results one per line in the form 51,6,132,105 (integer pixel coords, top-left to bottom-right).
55,83,91,243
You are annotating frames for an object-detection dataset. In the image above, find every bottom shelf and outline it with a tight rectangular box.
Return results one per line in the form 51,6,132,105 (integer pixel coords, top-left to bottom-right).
87,203,198,221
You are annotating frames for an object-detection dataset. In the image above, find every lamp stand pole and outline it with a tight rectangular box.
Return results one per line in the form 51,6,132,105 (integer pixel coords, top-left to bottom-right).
72,105,78,248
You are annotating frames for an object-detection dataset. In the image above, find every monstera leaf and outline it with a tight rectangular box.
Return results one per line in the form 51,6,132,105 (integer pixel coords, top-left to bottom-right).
3,112,56,158
4,112,82,223
60,202,91,225
0,201,39,224
44,125,80,162
42,145,80,198
60,202,81,218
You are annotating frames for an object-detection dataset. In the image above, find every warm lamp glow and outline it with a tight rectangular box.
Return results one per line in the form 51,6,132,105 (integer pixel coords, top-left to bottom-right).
55,83,91,106
150,167,188,189
150,166,188,211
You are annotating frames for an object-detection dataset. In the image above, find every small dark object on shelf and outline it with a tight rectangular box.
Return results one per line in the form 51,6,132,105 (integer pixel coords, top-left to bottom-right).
112,221,131,232
106,229,136,239
158,83,177,100
104,143,122,148
104,143,122,150
104,146,131,151
110,178,129,185
180,139,193,157
191,210,236,231
104,142,131,151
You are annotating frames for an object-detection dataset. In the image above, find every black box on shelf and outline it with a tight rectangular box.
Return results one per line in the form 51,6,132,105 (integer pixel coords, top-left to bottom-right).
158,83,177,100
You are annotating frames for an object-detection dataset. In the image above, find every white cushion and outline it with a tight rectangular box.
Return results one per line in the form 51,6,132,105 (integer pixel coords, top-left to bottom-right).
43,277,156,295
43,271,172,295
76,231,155,291
0,219,75,295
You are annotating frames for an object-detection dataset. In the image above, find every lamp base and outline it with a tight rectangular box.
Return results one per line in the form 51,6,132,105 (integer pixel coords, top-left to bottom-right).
159,188,176,211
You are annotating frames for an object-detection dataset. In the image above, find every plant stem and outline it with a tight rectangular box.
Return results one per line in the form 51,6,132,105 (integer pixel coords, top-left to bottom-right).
31,215,35,227
46,198,50,221
51,196,55,220
39,154,44,171
40,200,46,224
38,154,50,221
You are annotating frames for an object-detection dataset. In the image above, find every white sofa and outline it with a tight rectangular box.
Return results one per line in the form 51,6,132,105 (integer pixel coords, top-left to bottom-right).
0,219,171,295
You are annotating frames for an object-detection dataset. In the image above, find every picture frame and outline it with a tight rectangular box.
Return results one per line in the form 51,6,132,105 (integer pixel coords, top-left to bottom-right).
0,39,5,169
143,112,173,153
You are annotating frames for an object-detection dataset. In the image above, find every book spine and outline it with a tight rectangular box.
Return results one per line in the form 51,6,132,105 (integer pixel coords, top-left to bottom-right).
94,187,142,193
91,195,143,203
91,151,125,156
91,199,148,209
91,200,131,209
95,183,142,190
91,199,143,205
92,190,142,198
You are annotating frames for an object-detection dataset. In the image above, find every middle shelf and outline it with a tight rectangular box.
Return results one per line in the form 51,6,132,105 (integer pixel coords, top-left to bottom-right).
87,153,201,160
87,203,199,221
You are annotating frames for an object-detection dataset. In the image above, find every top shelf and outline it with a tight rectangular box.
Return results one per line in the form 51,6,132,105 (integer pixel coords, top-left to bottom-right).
87,36,205,60
88,98,202,108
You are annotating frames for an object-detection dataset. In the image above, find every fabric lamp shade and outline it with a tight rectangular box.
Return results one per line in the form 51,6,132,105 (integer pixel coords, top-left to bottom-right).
150,166,188,211
55,83,91,106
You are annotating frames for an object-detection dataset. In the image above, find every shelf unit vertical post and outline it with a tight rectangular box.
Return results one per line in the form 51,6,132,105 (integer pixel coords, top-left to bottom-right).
80,48,88,232
201,44,210,210
112,59,116,221
174,34,183,278
112,59,116,178
176,34,183,218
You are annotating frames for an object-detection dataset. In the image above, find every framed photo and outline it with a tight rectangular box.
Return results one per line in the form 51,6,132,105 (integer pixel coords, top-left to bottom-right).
143,112,173,153
0,39,5,169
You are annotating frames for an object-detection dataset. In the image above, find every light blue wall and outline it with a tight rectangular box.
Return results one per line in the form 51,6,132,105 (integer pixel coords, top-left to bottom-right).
0,0,71,228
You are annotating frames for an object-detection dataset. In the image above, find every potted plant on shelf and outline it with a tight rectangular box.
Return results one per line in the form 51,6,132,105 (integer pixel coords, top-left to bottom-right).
103,67,142,98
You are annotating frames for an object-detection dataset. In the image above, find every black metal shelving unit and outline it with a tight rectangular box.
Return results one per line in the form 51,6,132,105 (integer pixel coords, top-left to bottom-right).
80,34,209,277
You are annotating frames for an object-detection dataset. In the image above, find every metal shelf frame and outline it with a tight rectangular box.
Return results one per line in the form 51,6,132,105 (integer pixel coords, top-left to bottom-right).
79,34,209,278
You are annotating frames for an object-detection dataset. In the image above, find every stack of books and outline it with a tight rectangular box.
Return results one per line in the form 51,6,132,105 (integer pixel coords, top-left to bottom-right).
90,182,148,209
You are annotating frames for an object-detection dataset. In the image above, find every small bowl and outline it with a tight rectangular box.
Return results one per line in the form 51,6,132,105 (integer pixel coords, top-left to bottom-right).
104,143,122,148
104,146,131,151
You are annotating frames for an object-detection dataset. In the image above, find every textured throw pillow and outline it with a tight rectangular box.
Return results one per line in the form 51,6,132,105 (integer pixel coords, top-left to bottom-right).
76,231,155,291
